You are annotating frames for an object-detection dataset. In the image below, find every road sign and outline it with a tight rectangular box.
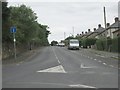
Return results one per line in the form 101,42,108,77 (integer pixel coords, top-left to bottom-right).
10,27,16,33
10,26,17,59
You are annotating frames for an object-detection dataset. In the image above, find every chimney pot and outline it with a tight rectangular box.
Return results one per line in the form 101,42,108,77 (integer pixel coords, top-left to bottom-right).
82,32,84,34
94,28,96,31
115,17,119,22
107,23,110,27
88,29,90,32
98,24,101,28
85,31,87,34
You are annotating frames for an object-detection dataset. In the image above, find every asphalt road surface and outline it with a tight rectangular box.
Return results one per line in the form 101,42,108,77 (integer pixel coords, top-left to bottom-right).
2,46,119,88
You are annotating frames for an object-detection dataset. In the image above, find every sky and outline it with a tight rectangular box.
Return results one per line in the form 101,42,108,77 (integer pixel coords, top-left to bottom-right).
7,0,119,43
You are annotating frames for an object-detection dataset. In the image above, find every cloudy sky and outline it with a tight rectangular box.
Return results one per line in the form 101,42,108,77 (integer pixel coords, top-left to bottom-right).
7,0,119,43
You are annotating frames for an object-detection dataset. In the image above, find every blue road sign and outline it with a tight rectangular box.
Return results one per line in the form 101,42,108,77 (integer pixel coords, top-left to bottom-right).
10,27,16,33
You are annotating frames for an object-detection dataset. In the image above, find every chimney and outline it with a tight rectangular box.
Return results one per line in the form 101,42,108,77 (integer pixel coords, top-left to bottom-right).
82,32,84,34
98,24,101,28
107,23,110,27
85,31,87,34
88,29,90,32
80,34,81,35
115,17,119,22
94,28,96,31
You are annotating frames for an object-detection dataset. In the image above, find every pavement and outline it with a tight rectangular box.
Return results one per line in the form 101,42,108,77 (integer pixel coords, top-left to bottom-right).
2,46,119,88
85,48,119,60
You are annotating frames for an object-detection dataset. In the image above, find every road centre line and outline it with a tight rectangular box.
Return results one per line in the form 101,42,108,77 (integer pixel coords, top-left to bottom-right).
52,47,61,64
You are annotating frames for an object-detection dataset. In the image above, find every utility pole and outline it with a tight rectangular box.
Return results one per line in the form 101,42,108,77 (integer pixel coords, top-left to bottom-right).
72,26,74,37
64,32,66,40
104,6,107,28
103,6,107,51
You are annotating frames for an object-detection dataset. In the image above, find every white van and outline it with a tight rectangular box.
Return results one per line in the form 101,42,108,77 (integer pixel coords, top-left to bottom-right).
68,39,79,50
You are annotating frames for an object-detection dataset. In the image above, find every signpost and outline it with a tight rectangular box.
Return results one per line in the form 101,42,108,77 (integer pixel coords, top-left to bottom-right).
10,26,16,59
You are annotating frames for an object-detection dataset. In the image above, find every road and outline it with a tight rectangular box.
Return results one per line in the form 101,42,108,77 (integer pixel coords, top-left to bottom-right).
2,46,118,88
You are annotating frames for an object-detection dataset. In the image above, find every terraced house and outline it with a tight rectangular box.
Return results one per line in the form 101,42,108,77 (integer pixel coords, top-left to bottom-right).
86,24,105,39
95,17,120,39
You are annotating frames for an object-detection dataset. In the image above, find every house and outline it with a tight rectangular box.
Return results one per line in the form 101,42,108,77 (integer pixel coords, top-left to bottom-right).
79,31,85,38
106,17,120,39
81,29,92,38
112,29,120,38
96,17,120,39
87,24,105,39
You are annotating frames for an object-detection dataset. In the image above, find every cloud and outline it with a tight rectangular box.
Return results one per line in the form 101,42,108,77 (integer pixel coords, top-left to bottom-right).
8,2,118,42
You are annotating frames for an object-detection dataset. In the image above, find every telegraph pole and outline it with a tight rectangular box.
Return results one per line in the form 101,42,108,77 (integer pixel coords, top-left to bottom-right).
72,26,74,37
104,7,107,28
103,6,107,51
64,32,66,40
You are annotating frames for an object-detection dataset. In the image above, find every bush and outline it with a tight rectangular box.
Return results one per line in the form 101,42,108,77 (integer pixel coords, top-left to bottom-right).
80,38,97,48
95,37,120,53
96,39,105,50
111,37,120,53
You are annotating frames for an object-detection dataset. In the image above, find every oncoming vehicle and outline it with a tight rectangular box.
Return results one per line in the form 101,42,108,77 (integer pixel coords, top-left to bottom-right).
58,42,65,47
68,39,79,50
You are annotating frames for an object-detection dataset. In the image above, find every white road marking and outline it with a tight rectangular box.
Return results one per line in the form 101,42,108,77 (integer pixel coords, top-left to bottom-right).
37,65,67,73
16,64,19,66
69,84,96,88
58,60,60,64
52,47,61,64
80,63,96,68
103,63,107,65
90,57,93,59
98,60,102,63
109,65,114,67
96,54,105,58
51,47,66,73
94,59,97,61
101,56,105,58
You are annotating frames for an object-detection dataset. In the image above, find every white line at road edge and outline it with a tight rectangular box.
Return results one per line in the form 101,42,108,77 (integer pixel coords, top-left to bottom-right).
109,65,114,67
94,59,97,60
80,63,96,68
69,84,96,88
98,60,102,63
103,63,107,65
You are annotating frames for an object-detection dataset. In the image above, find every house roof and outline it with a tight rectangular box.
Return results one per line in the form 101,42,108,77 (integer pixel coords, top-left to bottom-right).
112,29,120,33
87,27,105,37
97,21,120,36
107,21,120,29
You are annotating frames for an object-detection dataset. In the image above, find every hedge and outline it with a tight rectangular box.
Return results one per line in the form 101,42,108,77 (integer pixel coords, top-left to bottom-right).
80,38,97,48
95,37,119,53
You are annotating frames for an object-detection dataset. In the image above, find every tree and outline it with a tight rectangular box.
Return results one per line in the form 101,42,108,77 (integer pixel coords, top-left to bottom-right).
51,41,58,46
2,2,11,43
